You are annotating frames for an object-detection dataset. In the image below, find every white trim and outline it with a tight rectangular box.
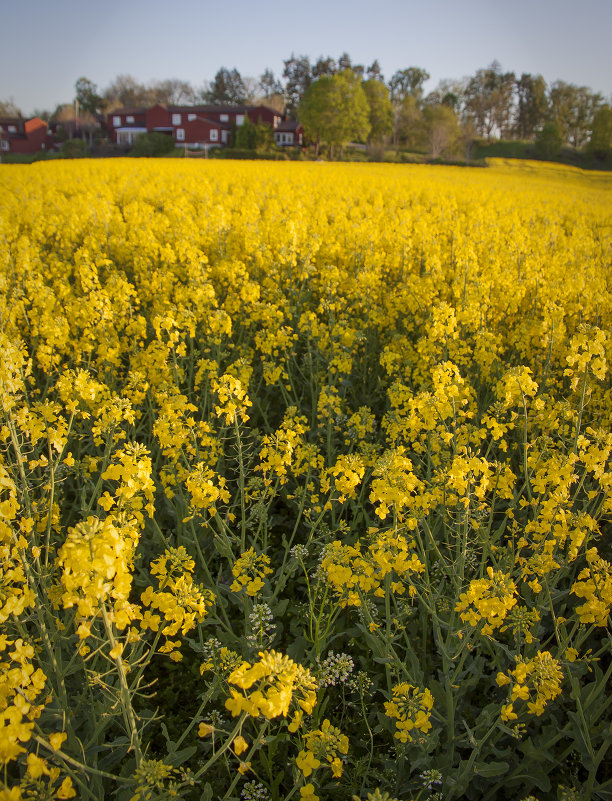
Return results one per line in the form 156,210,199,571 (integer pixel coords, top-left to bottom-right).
172,113,181,125
176,128,185,141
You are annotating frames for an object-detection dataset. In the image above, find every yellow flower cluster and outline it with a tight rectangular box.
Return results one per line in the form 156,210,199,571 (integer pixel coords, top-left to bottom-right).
321,534,424,608
455,567,518,635
296,718,349,779
571,549,612,626
225,650,317,728
497,650,563,718
141,546,215,660
58,515,137,621
211,374,252,425
230,547,273,596
384,683,434,742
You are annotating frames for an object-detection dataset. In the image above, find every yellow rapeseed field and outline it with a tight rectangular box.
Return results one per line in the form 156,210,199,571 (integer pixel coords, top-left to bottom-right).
0,158,611,801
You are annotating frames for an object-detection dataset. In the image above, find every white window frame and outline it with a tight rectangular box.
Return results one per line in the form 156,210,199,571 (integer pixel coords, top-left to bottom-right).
176,128,185,141
1,140,9,151
236,114,244,126
8,125,17,133
126,115,135,123
188,113,196,121
220,114,229,122
221,130,228,143
172,113,182,125
113,116,121,127
210,129,218,141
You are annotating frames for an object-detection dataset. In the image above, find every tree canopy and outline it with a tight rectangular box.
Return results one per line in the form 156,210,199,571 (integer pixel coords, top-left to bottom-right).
299,70,370,156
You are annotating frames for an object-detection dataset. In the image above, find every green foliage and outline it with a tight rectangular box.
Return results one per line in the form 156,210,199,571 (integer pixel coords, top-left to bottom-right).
204,67,246,105
233,117,274,153
61,138,88,158
362,79,393,143
75,77,102,116
422,103,460,158
587,106,612,161
131,132,175,157
535,121,563,159
300,70,371,157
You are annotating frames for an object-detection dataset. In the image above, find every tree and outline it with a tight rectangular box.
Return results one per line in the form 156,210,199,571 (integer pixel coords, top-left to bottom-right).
75,77,103,116
149,79,196,105
329,71,370,155
362,79,393,143
299,71,370,158
394,94,423,148
548,81,601,147
234,116,273,152
312,57,337,79
103,75,151,110
0,99,21,116
464,62,515,139
259,69,283,98
535,121,562,159
366,60,384,82
587,106,612,160
241,77,261,104
515,73,548,139
205,68,246,105
388,67,430,104
422,104,460,158
299,76,336,156
283,54,312,116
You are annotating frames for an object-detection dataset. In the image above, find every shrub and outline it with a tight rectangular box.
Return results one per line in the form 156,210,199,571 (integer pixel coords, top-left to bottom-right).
535,122,563,160
61,138,88,158
130,132,175,157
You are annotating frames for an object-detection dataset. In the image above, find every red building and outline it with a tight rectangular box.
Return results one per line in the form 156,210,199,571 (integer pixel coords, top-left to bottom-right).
274,120,304,147
107,103,285,148
0,117,54,154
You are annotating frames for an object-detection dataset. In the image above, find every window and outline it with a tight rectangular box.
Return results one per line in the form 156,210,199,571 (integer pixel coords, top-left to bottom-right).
1,140,9,151
126,115,134,123
220,114,229,122
221,130,228,143
8,125,17,133
176,128,185,141
210,129,218,141
113,116,121,127
172,113,182,125
188,114,196,121
236,114,244,126
274,116,280,128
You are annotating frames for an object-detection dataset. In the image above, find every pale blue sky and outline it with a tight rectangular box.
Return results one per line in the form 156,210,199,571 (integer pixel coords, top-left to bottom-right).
2,0,611,114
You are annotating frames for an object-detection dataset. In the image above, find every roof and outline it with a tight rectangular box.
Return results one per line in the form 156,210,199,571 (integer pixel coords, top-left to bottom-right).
276,120,302,132
107,107,148,115
164,103,284,116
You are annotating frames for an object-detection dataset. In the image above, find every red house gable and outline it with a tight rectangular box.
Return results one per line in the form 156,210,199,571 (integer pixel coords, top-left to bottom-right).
1,116,54,154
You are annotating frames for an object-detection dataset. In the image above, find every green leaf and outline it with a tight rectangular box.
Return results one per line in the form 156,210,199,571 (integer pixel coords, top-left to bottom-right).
200,784,213,801
474,760,509,778
165,745,197,767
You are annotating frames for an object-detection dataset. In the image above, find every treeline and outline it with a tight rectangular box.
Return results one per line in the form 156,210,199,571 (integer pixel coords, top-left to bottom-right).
2,53,611,161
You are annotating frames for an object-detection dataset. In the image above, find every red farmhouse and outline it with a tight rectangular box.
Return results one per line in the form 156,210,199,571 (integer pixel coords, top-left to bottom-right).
107,104,285,148
0,117,54,154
